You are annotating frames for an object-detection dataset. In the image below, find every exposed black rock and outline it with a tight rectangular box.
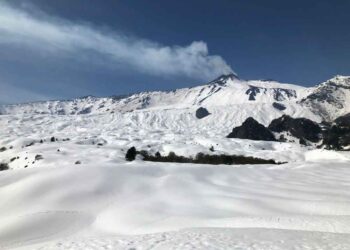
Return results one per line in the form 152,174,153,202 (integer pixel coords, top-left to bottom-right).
209,73,239,85
278,134,287,142
245,86,261,101
25,141,35,147
334,113,350,128
322,113,350,150
227,117,276,141
268,115,322,143
0,162,9,171
35,154,44,161
78,107,92,115
195,107,210,119
299,77,350,120
300,77,350,110
245,85,297,102
273,88,297,101
272,102,286,111
322,125,350,150
57,109,66,115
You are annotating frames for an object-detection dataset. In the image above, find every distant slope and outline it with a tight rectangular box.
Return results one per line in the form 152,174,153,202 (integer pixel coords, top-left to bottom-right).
300,76,350,121
1,74,349,124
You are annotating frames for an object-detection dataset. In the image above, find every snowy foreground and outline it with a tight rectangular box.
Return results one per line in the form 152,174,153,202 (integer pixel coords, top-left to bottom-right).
1,114,350,249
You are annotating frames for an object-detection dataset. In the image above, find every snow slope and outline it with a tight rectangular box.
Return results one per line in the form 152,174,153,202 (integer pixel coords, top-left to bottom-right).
0,74,315,121
2,75,349,126
1,159,350,249
1,74,350,249
300,75,350,121
1,111,350,249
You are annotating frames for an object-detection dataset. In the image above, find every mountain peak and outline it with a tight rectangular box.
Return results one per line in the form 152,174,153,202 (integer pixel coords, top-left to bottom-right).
209,73,239,85
332,75,350,80
319,75,350,88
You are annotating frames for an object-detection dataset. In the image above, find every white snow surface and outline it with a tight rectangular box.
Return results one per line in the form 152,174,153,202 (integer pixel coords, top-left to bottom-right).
1,75,350,249
1,111,350,249
2,75,350,124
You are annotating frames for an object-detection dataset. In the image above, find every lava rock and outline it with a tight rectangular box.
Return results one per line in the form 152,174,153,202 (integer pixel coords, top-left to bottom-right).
78,107,92,115
245,86,261,101
35,154,44,161
322,113,350,150
268,115,321,143
227,117,276,141
272,102,286,111
334,113,350,128
195,107,210,119
322,125,350,150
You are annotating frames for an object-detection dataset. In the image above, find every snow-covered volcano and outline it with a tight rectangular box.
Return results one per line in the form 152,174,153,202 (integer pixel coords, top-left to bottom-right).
1,74,350,250
1,74,349,124
300,75,350,120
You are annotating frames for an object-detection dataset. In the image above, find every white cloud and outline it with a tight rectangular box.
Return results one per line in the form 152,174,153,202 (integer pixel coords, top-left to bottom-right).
0,3,234,80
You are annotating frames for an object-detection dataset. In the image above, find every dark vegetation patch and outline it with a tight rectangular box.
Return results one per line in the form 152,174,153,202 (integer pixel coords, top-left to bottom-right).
126,147,283,165
125,146,137,161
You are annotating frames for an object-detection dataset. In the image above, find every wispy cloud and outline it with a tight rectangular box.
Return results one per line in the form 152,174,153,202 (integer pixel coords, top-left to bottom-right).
0,2,234,80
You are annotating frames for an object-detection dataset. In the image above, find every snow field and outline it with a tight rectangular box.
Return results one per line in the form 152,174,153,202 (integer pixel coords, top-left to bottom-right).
1,112,350,249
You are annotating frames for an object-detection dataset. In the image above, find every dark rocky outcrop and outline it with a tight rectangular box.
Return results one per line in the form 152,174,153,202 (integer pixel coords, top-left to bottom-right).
0,162,9,171
322,113,350,150
195,107,210,119
268,115,322,143
245,86,261,101
209,73,239,85
322,125,350,150
334,113,350,128
227,117,276,141
78,107,92,115
272,102,286,111
245,86,297,101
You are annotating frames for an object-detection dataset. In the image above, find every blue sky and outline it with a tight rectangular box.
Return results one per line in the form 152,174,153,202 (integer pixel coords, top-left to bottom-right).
0,0,349,104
